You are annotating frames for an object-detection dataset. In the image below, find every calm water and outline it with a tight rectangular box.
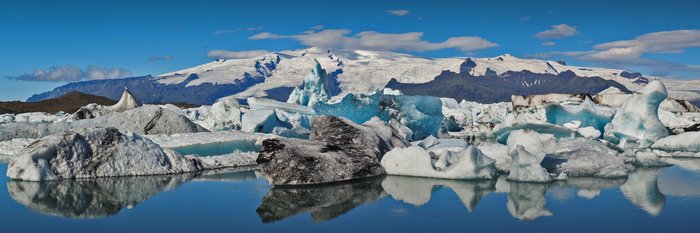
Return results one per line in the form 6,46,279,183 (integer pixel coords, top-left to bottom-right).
1,160,700,233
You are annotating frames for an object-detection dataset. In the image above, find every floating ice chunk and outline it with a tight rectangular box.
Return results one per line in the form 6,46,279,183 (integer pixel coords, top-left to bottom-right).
13,112,69,123
6,128,251,181
651,131,700,152
241,109,283,133
287,59,331,107
506,129,555,158
476,142,511,173
545,98,615,132
540,138,627,178
620,168,666,216
577,126,601,139
316,93,443,140
605,81,669,148
192,98,242,131
69,89,142,121
108,88,142,112
507,145,551,182
381,145,497,180
314,92,382,124
633,151,670,167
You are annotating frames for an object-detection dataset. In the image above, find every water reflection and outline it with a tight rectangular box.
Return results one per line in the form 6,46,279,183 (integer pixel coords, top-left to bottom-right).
7,160,700,222
382,175,496,212
620,168,666,216
256,177,384,223
7,173,197,218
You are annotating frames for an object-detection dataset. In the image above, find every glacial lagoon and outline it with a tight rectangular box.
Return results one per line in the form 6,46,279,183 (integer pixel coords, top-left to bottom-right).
1,160,699,233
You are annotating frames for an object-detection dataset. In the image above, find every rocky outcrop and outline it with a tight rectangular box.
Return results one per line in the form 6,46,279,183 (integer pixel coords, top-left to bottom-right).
256,116,408,185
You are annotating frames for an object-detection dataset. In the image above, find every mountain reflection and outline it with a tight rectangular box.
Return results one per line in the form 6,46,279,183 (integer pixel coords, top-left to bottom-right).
7,173,197,218
256,177,384,223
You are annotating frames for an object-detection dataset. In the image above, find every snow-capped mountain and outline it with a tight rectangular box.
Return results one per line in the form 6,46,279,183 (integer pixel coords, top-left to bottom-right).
27,47,699,105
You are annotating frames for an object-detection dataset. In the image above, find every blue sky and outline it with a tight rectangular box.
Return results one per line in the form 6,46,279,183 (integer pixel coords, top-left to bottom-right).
1,0,699,101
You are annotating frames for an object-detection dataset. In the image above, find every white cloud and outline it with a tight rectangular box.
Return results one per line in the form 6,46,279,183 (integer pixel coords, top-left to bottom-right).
207,49,271,59
249,29,498,52
530,30,700,76
6,65,132,82
387,9,410,16
541,41,556,46
147,55,174,62
534,24,578,39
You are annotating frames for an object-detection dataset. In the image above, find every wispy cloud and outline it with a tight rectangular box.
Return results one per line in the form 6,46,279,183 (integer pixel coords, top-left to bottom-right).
541,41,556,46
6,65,132,82
249,29,498,53
387,9,410,16
147,55,174,62
520,16,531,21
531,29,700,76
207,49,271,59
213,26,263,35
534,24,578,39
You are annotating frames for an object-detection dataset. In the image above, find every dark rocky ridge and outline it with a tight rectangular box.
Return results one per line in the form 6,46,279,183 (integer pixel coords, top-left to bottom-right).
1,91,115,114
386,70,633,103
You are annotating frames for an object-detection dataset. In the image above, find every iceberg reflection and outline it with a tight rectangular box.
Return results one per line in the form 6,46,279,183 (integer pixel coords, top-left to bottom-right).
7,173,196,218
621,168,666,216
256,177,384,223
381,175,496,212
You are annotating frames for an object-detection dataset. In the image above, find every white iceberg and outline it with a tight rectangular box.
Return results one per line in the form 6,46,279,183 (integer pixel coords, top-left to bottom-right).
6,127,254,181
651,131,700,153
380,144,497,180
605,81,669,148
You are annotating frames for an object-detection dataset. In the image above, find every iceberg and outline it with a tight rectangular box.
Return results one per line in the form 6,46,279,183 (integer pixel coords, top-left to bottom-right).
545,98,615,133
507,145,552,182
651,131,700,152
380,145,497,180
505,129,626,181
315,92,443,140
286,59,332,107
605,81,670,148
184,98,242,131
6,127,252,181
69,88,142,121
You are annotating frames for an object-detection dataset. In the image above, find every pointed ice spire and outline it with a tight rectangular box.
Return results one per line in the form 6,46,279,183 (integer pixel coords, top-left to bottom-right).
287,59,331,106
108,87,142,112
